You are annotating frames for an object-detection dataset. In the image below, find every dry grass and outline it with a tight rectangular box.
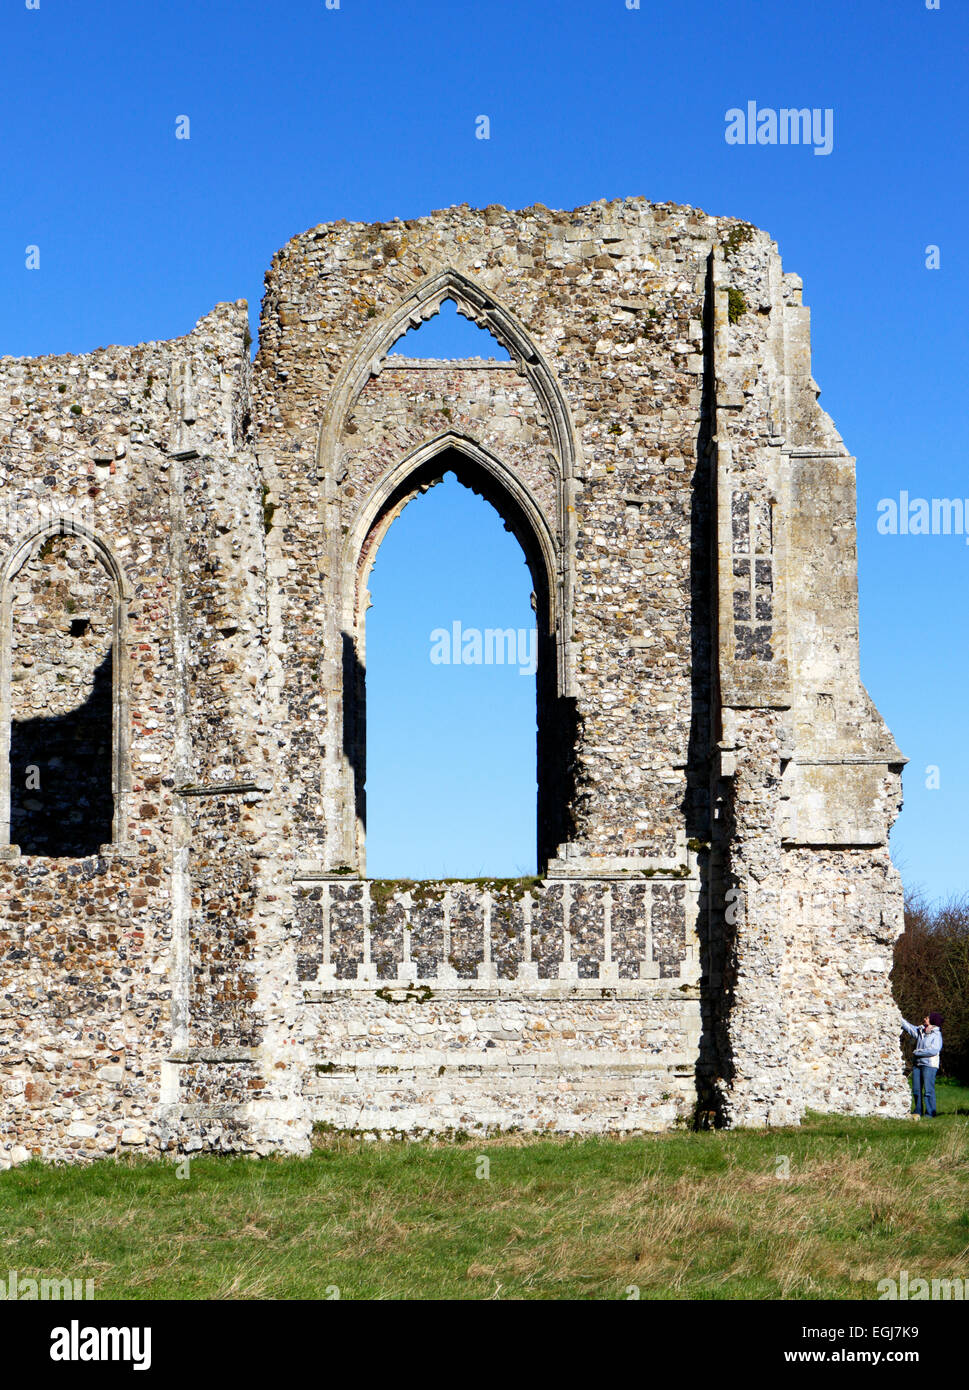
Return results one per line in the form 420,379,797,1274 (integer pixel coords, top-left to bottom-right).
2,1084,968,1300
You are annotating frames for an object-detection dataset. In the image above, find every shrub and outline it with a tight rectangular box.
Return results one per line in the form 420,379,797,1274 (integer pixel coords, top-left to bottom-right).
727,287,748,324
893,891,969,1081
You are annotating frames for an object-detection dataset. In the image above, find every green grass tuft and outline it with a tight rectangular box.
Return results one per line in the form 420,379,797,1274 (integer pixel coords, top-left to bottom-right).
2,1083,967,1301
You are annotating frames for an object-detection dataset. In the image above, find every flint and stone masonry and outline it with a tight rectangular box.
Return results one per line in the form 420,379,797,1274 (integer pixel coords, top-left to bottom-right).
0,198,908,1164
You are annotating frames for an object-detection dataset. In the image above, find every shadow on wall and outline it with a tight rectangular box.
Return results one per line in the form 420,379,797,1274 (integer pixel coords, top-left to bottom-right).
9,649,114,857
692,252,725,1125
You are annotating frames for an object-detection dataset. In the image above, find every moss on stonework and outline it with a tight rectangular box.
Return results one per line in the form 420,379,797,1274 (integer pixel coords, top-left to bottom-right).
721,222,755,258
368,876,544,921
727,287,748,324
260,483,276,534
481,876,545,922
375,984,433,1006
477,876,544,901
369,879,448,918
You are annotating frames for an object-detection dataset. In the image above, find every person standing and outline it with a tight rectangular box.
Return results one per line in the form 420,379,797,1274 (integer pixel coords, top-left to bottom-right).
901,1013,943,1118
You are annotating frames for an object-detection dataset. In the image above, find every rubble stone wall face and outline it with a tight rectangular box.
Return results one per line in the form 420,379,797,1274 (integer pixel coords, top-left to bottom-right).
0,198,908,1164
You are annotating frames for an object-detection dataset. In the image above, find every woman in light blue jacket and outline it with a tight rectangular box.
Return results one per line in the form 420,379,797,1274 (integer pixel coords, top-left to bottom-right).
901,1013,943,1118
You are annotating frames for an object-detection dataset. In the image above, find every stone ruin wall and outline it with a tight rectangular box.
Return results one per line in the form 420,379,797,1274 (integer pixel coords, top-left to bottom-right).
253,202,712,874
0,197,909,1164
296,876,699,1134
0,305,273,1161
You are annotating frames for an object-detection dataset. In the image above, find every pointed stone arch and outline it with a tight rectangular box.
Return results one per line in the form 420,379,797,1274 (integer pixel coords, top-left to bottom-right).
318,265,580,492
0,517,131,854
1,517,133,598
312,268,583,875
335,431,577,877
343,431,558,634
318,267,578,695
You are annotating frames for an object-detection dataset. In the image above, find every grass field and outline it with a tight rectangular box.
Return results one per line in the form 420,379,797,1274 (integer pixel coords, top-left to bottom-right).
3,1081,968,1301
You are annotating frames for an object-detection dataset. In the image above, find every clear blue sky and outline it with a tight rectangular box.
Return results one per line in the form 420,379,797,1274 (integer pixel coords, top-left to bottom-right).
2,1,966,893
